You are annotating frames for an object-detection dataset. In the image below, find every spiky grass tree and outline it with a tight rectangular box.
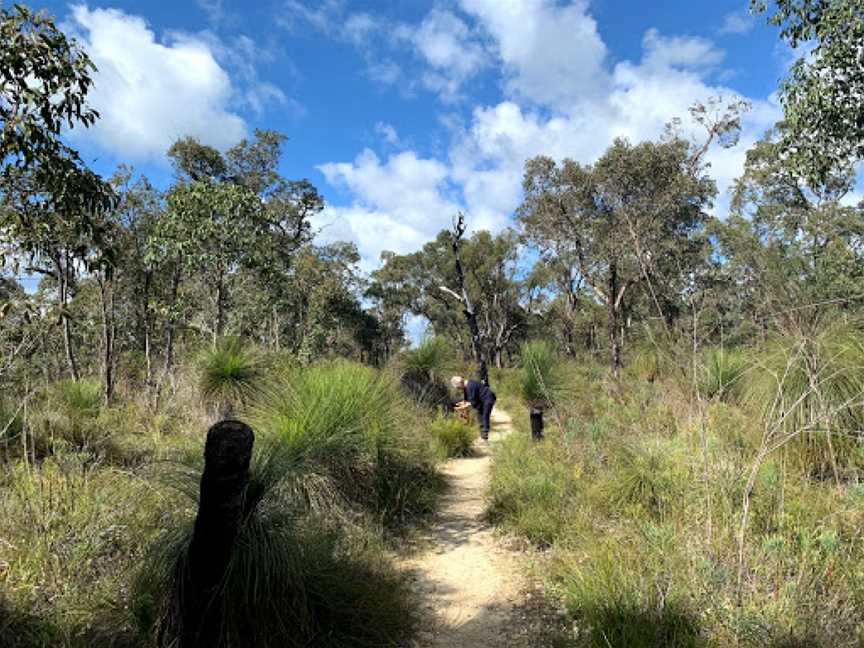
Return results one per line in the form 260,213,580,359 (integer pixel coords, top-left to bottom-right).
135,361,435,647
398,336,453,409
699,347,749,403
197,337,265,420
520,341,563,441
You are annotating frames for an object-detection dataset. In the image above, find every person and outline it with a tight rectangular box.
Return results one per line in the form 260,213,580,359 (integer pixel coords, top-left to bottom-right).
450,375,496,441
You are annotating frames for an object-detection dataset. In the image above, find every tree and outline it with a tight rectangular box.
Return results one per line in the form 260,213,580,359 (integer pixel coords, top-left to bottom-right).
712,125,864,333
1,5,99,171
519,137,715,375
753,0,864,182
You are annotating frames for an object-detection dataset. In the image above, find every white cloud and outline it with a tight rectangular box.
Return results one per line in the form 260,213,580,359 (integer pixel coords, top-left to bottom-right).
316,2,783,270
66,5,249,159
719,11,756,36
460,0,609,109
394,8,489,101
374,122,401,146
315,150,460,270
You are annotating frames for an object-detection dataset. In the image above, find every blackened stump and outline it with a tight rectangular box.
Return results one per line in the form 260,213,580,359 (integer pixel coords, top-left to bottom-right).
180,420,253,648
530,407,544,441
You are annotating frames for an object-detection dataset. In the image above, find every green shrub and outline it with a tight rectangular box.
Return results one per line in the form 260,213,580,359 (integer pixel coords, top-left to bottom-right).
700,347,748,402
197,337,265,418
430,414,474,459
253,360,439,525
606,437,688,518
520,340,564,408
489,434,575,545
134,438,417,648
28,379,103,455
400,336,452,378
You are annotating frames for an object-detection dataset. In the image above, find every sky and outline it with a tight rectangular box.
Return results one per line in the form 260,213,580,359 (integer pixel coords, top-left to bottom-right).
35,0,800,275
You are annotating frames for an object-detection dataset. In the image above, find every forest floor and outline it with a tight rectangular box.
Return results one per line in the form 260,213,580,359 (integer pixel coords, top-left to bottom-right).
400,408,568,648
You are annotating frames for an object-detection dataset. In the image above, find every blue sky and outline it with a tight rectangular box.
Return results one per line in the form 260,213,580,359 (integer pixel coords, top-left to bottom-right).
37,0,805,273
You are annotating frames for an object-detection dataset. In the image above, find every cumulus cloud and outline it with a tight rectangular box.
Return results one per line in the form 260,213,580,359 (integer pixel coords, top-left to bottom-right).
315,1,783,270
315,150,461,270
460,0,609,109
394,8,489,100
66,5,252,159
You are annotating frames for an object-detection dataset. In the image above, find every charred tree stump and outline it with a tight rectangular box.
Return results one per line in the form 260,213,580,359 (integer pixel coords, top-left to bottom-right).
530,407,544,441
179,420,254,648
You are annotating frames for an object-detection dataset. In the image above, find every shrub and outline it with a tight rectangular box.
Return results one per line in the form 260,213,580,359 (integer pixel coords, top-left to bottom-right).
197,337,265,418
606,437,688,518
700,347,748,402
134,438,418,648
430,414,474,459
398,337,453,408
519,340,563,408
28,378,103,455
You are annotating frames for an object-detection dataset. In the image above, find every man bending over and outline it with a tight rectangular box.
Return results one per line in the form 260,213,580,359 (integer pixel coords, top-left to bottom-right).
450,375,497,442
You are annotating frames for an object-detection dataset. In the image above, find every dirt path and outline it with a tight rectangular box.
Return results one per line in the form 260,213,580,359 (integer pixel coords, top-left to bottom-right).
402,408,526,648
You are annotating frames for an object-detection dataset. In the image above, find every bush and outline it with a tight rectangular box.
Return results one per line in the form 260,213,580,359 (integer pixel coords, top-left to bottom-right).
134,439,418,648
28,379,104,455
398,337,453,408
606,437,689,518
700,347,748,402
519,340,564,408
197,337,266,418
430,414,474,459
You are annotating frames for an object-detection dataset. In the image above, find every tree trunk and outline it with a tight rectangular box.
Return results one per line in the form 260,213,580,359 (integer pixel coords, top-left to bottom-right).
142,270,154,390
178,420,254,648
98,272,116,404
58,252,80,382
530,407,544,441
214,271,225,343
162,262,182,381
450,214,489,386
607,263,623,377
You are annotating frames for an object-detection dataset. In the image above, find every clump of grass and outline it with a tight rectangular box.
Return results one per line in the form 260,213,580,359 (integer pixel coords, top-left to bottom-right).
430,413,474,459
254,360,439,525
519,340,563,408
606,437,688,518
197,337,266,419
28,378,104,455
700,347,748,402
489,433,576,546
398,337,453,408
133,437,418,648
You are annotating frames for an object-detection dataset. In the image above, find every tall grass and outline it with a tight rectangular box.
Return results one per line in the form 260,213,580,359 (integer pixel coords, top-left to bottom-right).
699,347,748,402
520,340,563,408
398,336,453,408
197,337,266,418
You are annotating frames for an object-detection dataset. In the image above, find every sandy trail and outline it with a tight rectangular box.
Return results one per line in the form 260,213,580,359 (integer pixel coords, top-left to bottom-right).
402,408,524,648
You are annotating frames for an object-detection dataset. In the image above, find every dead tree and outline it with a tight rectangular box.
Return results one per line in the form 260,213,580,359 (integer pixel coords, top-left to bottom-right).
440,212,489,385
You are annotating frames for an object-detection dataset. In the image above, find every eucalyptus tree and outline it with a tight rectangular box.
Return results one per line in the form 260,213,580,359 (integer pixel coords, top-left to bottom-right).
753,0,864,183
518,137,715,375
713,125,864,335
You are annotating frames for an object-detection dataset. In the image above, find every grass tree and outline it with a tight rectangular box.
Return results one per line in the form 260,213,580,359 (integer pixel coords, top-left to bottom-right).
519,340,563,440
197,337,265,420
398,336,453,408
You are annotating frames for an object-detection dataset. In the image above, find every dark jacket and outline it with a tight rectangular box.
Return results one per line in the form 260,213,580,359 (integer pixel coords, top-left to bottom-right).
464,379,496,410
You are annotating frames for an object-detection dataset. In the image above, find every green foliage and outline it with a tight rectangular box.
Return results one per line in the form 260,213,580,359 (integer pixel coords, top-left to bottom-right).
197,337,265,416
520,339,563,407
401,336,452,378
430,414,474,460
700,347,748,402
489,433,575,545
134,439,417,648
28,379,103,453
606,437,688,518
754,0,864,181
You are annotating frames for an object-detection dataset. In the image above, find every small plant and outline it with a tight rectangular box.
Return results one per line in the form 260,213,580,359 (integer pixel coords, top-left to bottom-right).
699,347,748,402
607,437,687,518
519,340,563,440
197,337,265,419
430,414,474,459
27,378,104,454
